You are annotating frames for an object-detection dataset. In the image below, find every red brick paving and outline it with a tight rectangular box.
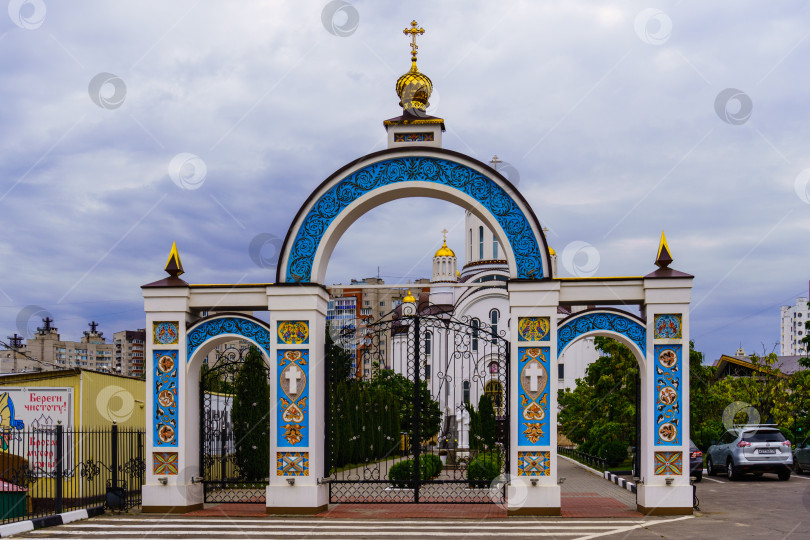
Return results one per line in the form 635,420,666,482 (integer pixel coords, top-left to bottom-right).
561,494,642,518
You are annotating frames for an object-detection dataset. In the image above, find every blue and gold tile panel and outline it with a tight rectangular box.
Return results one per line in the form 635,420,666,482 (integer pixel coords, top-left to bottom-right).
654,345,682,446
654,314,682,339
153,321,179,345
557,311,646,357
517,347,550,446
277,452,309,476
154,350,178,447
153,452,178,475
278,350,308,447
277,321,309,345
517,317,550,342
517,451,550,476
654,451,682,475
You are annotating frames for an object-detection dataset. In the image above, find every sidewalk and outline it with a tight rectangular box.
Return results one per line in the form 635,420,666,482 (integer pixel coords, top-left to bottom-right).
558,456,641,517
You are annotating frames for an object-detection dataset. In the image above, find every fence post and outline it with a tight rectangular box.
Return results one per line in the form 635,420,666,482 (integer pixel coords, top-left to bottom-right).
55,423,63,514
220,427,227,486
111,422,119,488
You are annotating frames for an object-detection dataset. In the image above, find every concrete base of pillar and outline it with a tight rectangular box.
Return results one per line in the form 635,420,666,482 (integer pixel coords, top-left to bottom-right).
266,484,327,515
636,483,692,515
506,482,561,516
142,483,203,514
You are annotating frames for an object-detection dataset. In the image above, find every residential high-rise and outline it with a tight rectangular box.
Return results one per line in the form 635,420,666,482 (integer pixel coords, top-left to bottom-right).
781,296,808,356
113,329,147,378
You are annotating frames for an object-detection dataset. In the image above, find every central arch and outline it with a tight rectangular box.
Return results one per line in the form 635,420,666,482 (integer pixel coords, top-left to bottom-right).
557,308,647,365
277,147,551,284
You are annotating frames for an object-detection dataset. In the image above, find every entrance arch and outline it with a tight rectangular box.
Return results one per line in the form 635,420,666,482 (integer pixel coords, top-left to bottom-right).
557,308,647,364
277,147,552,284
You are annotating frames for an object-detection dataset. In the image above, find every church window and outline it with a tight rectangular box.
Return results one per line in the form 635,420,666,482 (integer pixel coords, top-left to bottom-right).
479,227,484,259
493,235,498,259
490,309,499,343
425,363,431,378
471,319,479,352
463,380,470,404
484,380,503,410
558,363,564,379
425,331,432,355
469,228,472,256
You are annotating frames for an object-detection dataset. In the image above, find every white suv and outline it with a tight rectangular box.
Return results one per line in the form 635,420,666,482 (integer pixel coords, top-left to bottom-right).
706,426,792,481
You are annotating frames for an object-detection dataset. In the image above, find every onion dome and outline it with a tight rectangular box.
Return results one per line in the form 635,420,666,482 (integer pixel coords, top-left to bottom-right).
434,239,455,258
397,21,433,113
403,289,416,303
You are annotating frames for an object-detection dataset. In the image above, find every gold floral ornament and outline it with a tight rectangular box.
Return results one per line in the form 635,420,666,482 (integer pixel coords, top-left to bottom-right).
523,423,545,444
283,424,303,445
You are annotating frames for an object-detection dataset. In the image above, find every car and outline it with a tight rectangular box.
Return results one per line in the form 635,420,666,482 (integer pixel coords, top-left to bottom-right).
689,439,703,482
706,425,792,481
793,435,810,474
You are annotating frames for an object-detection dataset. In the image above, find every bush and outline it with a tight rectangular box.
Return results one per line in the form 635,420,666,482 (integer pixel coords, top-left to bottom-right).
599,440,628,468
389,454,443,488
422,454,443,478
467,451,502,487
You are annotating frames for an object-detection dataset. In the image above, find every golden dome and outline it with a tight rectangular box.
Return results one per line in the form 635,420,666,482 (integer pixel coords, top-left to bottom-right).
435,240,455,258
396,61,433,112
403,289,416,303
549,246,556,256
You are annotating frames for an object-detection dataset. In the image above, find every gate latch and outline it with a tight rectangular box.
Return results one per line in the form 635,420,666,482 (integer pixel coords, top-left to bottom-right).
317,477,331,485
191,476,203,484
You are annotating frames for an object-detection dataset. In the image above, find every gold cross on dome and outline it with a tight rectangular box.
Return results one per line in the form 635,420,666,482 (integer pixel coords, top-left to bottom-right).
403,20,425,61
441,228,448,241
489,155,503,170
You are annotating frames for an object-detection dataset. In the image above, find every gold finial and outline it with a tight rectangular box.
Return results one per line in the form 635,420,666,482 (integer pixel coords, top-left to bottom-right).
489,156,503,170
441,228,448,242
403,20,425,62
165,242,184,277
655,231,673,268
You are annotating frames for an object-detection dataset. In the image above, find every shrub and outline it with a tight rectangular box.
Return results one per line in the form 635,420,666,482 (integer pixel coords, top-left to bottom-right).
389,454,444,487
421,454,443,478
599,440,628,468
467,451,502,487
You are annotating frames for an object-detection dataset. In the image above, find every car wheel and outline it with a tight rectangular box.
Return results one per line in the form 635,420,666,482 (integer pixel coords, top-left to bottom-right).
778,469,791,481
707,457,717,476
727,460,740,481
693,471,702,482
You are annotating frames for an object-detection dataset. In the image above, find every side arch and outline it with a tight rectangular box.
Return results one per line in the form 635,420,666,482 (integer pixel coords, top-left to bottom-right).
277,147,551,283
186,313,271,371
557,308,647,364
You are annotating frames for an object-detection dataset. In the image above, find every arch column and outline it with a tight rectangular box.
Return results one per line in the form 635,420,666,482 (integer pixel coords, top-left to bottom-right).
507,280,561,516
266,285,329,514
141,285,201,513
637,277,692,515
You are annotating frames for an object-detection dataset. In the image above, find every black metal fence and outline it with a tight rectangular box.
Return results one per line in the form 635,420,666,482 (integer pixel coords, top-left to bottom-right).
557,445,608,470
0,425,144,525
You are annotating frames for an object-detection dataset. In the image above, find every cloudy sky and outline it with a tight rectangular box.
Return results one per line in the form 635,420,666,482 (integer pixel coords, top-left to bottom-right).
1,0,808,363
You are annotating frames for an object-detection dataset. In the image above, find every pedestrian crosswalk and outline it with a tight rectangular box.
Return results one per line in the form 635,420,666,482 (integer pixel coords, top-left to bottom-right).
15,516,694,539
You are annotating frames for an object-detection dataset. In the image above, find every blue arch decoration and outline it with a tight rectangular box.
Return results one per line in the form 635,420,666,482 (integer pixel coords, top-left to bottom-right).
186,316,270,361
557,310,646,358
284,156,545,282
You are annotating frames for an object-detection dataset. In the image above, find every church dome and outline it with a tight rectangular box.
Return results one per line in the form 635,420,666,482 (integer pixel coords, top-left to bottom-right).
396,62,433,112
434,240,455,258
403,289,416,303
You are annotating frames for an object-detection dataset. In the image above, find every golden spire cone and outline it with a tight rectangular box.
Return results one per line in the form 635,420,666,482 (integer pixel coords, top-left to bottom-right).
655,231,673,268
165,242,185,277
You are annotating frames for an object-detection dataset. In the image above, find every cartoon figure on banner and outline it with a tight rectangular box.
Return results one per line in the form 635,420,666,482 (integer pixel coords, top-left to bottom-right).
278,350,309,446
0,393,24,451
519,348,549,445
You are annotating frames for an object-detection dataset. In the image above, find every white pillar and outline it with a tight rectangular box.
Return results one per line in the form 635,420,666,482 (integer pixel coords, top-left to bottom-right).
266,285,329,514
636,277,693,515
142,286,202,513
506,280,561,516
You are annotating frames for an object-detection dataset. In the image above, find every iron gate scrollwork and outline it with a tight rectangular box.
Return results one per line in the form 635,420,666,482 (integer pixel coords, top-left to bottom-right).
200,344,271,503
326,313,510,504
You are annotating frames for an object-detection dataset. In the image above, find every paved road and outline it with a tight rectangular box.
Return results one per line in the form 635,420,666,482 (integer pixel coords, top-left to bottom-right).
13,515,694,539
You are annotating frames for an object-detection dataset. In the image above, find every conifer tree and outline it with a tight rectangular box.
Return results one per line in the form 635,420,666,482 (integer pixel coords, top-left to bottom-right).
231,346,270,480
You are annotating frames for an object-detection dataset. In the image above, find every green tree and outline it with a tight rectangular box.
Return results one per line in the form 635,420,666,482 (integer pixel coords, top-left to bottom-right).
688,341,724,450
467,394,496,450
800,299,810,368
557,337,638,457
371,365,441,442
231,346,270,480
326,322,354,385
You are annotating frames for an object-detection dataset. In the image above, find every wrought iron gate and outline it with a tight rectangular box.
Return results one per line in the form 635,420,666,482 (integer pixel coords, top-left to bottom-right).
200,344,271,503
326,314,509,503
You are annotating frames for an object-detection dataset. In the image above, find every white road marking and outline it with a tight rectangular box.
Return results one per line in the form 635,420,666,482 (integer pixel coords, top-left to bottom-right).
703,477,725,483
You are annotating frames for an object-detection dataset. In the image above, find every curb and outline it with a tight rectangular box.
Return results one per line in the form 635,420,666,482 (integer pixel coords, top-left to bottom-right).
558,454,603,477
0,506,104,537
604,470,637,494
